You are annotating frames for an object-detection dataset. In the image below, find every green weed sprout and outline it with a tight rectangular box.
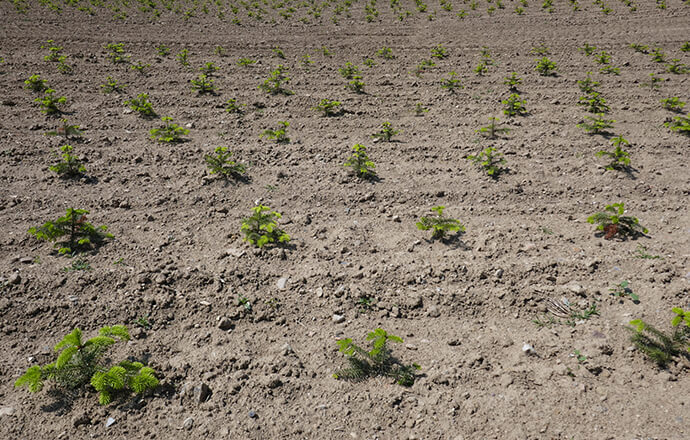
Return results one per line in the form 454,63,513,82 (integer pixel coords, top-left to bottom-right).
377,46,394,59
333,328,420,387
440,71,463,92
15,326,158,405
124,93,156,118
339,62,360,79
609,280,639,302
416,206,465,240
477,117,510,139
25,74,47,92
261,121,290,143
595,136,630,170
225,98,246,114
101,76,126,94
343,143,376,179
28,208,112,255
204,147,246,180
664,114,690,135
431,44,448,59
259,65,293,95
578,92,610,113
504,72,521,91
467,147,506,177
577,113,615,135
45,118,83,139
579,43,597,56
49,145,86,178
237,57,256,67
587,202,647,239
502,93,527,117
241,205,290,248
313,99,342,116
35,89,66,116
104,43,128,64
372,122,400,142
535,56,557,76
661,97,686,112
190,74,215,94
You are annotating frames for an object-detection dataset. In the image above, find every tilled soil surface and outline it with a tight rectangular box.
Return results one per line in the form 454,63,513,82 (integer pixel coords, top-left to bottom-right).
1,1,689,439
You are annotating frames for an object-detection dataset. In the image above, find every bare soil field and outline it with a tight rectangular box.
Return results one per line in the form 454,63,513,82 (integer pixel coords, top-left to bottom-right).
0,1,689,439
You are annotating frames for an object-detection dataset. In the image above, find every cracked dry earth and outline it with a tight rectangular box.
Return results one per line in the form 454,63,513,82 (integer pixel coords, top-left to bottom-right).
0,1,689,439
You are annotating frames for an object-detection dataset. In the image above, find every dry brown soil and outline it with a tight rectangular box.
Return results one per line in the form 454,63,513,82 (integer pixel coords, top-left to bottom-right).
0,1,689,439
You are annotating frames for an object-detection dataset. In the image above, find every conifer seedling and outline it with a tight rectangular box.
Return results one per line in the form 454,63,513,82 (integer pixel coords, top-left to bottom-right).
150,117,189,143
661,97,686,112
104,43,128,64
535,56,557,76
45,118,83,139
595,136,630,170
579,43,597,56
225,98,246,114
101,76,127,94
504,72,521,91
261,121,290,143
339,62,360,79
241,205,290,248
49,145,86,178
664,114,690,135
237,57,256,67
440,71,463,92
416,206,465,239
372,122,400,142
190,74,215,94
577,113,615,135
25,74,47,92
477,117,510,139
502,93,527,116
28,208,112,255
333,328,420,387
15,326,158,405
177,48,190,67
36,89,66,115
259,65,292,95
204,147,246,180
467,147,506,177
124,93,156,118
313,99,342,116
587,202,647,239
343,143,376,179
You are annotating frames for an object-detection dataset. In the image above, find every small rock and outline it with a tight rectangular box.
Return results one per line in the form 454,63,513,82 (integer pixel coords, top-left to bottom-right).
262,375,283,389
0,407,16,417
19,257,33,264
495,269,504,278
105,417,116,428
332,314,345,324
248,410,257,419
392,215,401,223
182,417,194,430
427,305,440,318
8,273,21,285
154,273,167,285
193,383,212,403
566,283,586,295
218,317,233,330
276,277,288,290
225,248,245,258
522,343,536,355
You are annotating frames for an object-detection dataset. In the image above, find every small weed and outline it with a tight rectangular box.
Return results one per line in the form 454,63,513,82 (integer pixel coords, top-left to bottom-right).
333,328,420,387
641,73,663,90
572,349,587,364
134,315,151,329
635,244,661,260
609,280,639,302
241,205,290,248
63,255,91,272
237,295,252,312
587,202,648,239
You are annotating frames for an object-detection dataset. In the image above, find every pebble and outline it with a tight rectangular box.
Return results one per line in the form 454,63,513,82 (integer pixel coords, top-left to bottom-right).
0,407,16,417
522,343,536,355
332,314,345,323
182,417,194,430
193,383,212,403
218,317,233,330
427,305,440,318
276,277,288,290
106,417,116,428
8,273,21,285
72,412,90,427
567,283,585,295
248,410,257,419
19,257,33,264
